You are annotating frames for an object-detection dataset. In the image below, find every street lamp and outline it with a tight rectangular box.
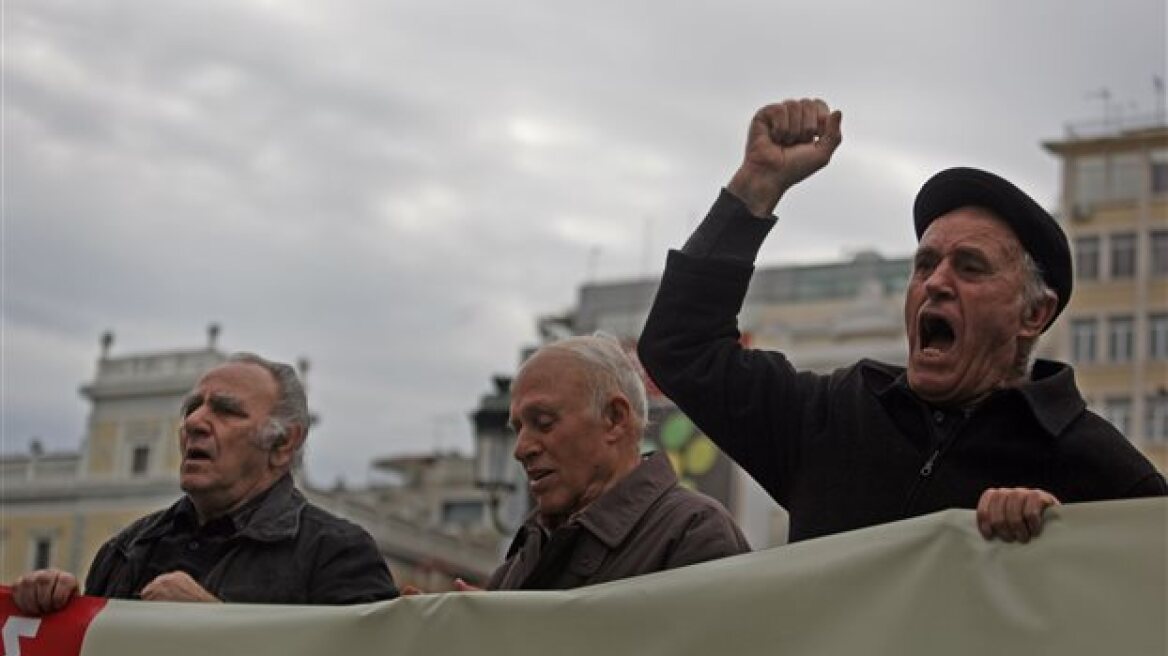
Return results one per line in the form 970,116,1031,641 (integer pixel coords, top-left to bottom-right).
471,375,522,534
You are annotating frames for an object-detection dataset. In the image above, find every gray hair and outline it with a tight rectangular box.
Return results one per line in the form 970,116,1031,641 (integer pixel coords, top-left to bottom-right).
524,333,649,435
1013,251,1056,378
227,352,309,466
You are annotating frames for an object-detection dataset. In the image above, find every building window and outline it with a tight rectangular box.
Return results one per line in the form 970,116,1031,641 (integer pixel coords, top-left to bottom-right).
1152,231,1168,277
1073,155,1108,207
1151,314,1168,360
130,445,151,476
1109,233,1137,279
1102,397,1132,436
1110,152,1143,201
1107,316,1134,362
1071,318,1098,363
1074,236,1100,280
1152,148,1168,195
30,536,53,570
1147,395,1168,443
441,500,485,527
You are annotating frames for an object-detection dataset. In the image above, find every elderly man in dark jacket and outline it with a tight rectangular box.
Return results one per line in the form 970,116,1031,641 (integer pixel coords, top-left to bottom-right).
638,98,1166,546
12,353,398,613
481,335,749,591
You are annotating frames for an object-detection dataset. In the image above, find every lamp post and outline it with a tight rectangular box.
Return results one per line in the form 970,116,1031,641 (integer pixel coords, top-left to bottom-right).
471,375,523,535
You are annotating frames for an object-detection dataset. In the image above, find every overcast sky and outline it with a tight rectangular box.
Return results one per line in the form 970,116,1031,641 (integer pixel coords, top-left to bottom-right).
3,0,1165,487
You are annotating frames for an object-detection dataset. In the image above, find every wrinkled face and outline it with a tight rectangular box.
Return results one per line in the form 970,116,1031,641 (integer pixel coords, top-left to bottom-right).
508,351,621,528
179,362,282,520
905,207,1042,407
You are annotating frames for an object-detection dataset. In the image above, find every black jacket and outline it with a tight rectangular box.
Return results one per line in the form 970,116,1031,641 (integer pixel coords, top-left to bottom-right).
84,475,399,604
638,190,1167,543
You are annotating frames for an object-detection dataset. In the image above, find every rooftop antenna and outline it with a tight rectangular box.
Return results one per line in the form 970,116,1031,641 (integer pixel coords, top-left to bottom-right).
1154,76,1166,121
585,245,601,283
99,330,114,359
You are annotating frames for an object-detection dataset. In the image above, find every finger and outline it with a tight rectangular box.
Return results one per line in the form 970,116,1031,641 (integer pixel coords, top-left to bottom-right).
400,585,423,596
1020,493,1046,538
976,488,996,539
812,99,830,136
821,110,844,155
747,106,773,148
987,490,1012,542
50,572,78,610
798,98,819,142
11,576,34,614
768,103,792,146
33,576,56,615
453,578,482,592
1003,489,1028,542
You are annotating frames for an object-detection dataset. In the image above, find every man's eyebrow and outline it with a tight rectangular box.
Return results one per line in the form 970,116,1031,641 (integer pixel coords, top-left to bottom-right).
952,245,993,263
913,247,938,263
180,393,203,415
208,393,247,414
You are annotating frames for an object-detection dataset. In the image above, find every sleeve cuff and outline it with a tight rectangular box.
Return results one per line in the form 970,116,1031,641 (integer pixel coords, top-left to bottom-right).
680,188,777,264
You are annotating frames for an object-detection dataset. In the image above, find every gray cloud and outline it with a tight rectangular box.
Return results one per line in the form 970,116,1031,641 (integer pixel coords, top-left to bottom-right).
4,0,1165,485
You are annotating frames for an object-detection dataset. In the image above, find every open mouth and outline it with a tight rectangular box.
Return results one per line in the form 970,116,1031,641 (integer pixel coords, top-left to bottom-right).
919,314,956,353
184,447,213,462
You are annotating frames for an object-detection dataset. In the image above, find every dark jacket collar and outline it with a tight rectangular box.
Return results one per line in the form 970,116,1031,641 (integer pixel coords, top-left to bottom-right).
130,474,304,548
861,358,1085,438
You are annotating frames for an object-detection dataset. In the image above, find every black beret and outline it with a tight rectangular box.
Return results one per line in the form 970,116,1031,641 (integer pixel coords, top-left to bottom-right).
913,166,1071,331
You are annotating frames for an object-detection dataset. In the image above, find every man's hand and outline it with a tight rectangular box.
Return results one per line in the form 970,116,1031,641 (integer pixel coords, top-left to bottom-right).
11,569,80,615
453,578,483,592
727,98,843,217
139,571,220,603
976,487,1060,543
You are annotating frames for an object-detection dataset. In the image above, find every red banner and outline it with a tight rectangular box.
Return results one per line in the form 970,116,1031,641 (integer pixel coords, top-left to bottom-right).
0,586,107,656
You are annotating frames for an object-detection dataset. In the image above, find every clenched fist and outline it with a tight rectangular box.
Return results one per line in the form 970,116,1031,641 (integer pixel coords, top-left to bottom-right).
728,98,843,217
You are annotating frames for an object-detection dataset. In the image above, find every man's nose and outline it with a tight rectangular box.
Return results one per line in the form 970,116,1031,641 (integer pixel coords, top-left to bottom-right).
923,262,955,300
512,430,538,464
181,407,210,437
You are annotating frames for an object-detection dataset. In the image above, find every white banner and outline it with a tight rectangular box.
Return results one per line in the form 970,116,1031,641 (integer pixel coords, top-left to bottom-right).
3,497,1165,656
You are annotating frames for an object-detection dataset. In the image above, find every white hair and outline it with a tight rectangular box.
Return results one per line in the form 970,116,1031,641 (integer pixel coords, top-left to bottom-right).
523,333,649,434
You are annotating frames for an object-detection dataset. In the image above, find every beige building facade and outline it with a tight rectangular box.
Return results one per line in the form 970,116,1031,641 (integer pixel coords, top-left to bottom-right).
1044,115,1168,471
1,332,220,583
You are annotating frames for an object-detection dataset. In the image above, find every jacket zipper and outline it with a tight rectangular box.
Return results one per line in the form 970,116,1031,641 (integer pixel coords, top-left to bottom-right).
903,406,972,514
919,448,940,477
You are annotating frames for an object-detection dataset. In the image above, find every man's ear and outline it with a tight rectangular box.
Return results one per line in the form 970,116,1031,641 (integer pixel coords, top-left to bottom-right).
270,424,305,469
603,396,633,442
1021,290,1058,338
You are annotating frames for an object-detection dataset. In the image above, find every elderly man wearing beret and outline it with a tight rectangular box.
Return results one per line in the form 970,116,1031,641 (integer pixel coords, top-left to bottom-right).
638,97,1167,545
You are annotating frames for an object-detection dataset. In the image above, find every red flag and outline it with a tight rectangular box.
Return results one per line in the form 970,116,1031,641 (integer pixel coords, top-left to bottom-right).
0,586,107,656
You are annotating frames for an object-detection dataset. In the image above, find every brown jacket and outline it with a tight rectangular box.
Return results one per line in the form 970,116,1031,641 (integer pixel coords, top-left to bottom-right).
487,452,750,590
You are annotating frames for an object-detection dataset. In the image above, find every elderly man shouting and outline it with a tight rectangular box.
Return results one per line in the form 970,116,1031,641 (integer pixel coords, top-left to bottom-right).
484,335,749,590
12,353,398,614
638,98,1166,545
